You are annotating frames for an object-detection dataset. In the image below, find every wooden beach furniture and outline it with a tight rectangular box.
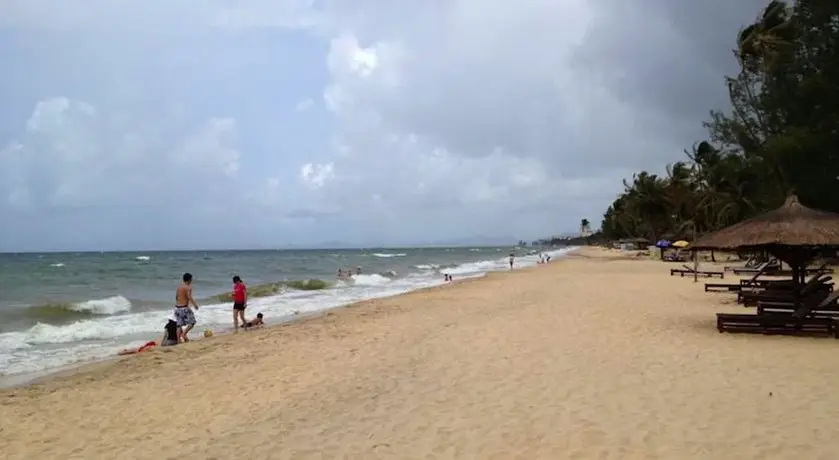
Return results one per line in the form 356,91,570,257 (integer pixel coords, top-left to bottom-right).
732,260,781,276
670,264,724,279
724,257,764,271
705,263,777,292
716,291,839,337
738,275,833,306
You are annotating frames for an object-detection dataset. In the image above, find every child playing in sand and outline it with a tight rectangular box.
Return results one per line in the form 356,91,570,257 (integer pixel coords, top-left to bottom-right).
242,313,264,329
161,318,179,347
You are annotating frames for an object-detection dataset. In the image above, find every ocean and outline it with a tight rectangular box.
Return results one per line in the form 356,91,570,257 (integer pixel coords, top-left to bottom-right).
0,245,575,377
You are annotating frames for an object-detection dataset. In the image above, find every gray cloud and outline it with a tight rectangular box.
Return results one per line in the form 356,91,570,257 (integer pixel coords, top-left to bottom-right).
0,0,771,250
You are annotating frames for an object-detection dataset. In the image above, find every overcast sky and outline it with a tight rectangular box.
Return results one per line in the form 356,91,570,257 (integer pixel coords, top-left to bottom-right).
0,0,767,251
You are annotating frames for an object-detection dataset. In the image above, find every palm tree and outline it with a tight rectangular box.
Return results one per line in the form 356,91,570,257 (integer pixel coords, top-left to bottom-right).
623,172,670,241
580,218,591,236
737,0,793,70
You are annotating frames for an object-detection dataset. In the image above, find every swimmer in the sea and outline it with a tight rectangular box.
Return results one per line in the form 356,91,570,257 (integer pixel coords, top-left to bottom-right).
242,312,264,329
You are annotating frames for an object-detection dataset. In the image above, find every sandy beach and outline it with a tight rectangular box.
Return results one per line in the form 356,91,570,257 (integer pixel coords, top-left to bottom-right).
3,247,839,459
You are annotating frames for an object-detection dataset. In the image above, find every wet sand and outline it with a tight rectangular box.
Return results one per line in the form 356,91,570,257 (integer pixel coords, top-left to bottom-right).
3,247,839,459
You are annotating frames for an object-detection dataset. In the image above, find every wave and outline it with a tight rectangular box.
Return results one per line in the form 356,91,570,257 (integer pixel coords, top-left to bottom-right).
414,263,457,271
24,296,133,322
210,279,332,302
49,263,65,268
347,273,393,286
371,252,407,258
135,256,150,261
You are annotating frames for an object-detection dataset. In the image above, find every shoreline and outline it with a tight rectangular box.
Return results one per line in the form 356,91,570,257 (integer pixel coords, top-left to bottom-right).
0,254,553,390
7,246,839,459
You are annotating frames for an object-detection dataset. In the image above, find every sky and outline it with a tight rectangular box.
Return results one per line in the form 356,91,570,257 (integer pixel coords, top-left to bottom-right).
0,0,768,251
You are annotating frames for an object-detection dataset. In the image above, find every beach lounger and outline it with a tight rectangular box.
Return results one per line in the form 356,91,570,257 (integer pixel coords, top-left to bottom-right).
757,302,839,318
717,291,839,337
705,263,778,292
724,258,761,272
738,273,829,295
805,266,834,275
737,283,833,307
670,264,724,279
732,261,781,276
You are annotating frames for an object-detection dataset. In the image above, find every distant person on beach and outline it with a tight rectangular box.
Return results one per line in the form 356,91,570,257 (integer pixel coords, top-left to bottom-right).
242,313,264,329
509,253,515,270
231,275,248,329
546,255,551,263
337,268,343,278
356,266,362,275
175,272,199,342
161,319,179,346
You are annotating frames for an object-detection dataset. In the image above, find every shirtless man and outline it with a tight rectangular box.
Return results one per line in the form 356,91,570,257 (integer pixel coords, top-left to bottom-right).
174,272,200,342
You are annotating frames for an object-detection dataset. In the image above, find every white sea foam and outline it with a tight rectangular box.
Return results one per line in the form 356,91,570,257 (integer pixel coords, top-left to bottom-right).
49,263,65,268
135,256,151,261
71,295,132,315
371,252,407,258
0,247,578,378
415,263,440,270
349,273,393,286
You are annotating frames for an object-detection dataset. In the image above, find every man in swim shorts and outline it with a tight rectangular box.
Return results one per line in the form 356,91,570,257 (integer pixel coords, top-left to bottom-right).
232,275,248,328
175,272,199,342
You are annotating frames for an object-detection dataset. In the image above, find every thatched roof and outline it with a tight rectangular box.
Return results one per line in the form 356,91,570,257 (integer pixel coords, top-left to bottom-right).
692,195,839,250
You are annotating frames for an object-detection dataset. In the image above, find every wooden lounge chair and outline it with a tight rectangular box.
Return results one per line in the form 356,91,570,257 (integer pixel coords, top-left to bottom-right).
705,263,778,292
758,300,839,318
804,266,834,275
670,264,724,279
738,275,833,306
737,274,833,303
724,257,761,272
716,291,839,337
732,260,781,276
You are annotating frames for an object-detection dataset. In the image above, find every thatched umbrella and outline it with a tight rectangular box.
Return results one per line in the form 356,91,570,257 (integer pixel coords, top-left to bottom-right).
692,195,839,283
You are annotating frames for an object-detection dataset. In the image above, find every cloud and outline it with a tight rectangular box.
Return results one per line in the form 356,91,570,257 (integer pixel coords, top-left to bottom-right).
0,0,771,250
0,0,324,31
0,97,241,209
297,0,770,240
0,97,249,250
294,98,314,111
300,162,335,189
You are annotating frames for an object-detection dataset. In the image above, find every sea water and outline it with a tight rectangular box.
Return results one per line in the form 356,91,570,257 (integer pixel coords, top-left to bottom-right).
0,246,577,377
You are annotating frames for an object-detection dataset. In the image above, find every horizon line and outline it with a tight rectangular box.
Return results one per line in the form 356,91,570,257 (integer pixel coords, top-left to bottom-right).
0,243,547,255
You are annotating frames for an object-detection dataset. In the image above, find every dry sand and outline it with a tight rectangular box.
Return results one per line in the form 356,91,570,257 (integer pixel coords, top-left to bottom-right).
3,247,839,459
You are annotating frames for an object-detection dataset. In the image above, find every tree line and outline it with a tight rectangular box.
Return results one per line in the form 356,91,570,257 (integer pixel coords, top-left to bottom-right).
599,0,839,242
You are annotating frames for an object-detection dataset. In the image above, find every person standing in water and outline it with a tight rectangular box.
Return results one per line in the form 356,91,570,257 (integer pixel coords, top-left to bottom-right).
231,275,248,329
175,273,199,342
509,253,515,270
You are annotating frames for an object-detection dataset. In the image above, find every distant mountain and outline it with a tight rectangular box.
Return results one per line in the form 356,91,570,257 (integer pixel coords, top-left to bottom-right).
421,236,517,247
287,236,519,250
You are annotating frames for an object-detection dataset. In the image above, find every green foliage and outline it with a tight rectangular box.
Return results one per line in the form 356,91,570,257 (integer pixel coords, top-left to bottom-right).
601,0,839,240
